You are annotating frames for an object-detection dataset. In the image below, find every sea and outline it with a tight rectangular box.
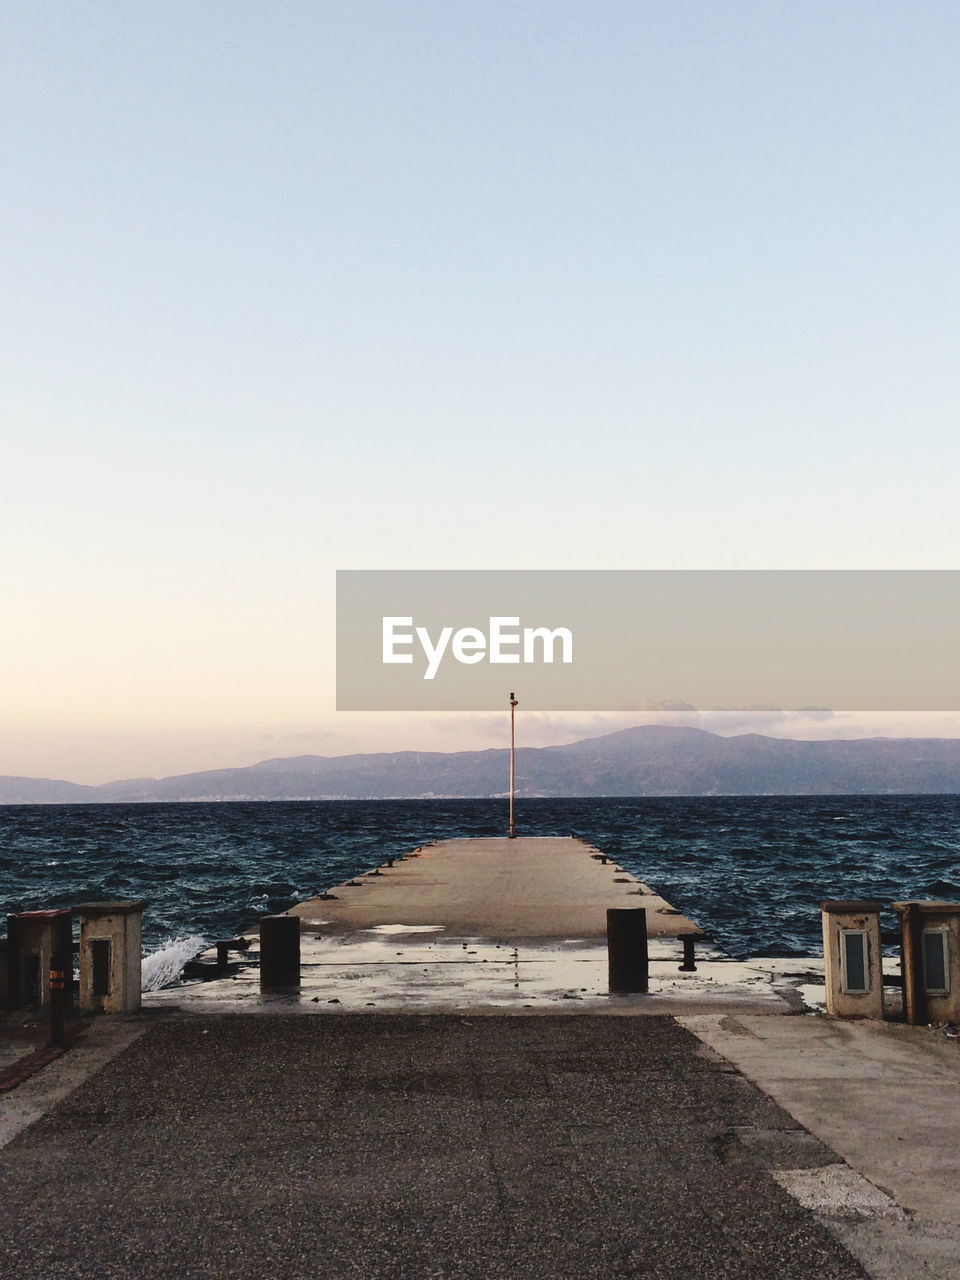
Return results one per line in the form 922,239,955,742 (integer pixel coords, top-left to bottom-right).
2,796,960,961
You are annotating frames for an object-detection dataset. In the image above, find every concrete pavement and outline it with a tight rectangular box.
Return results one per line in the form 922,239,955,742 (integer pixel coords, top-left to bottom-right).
0,1014,867,1280
680,1014,960,1280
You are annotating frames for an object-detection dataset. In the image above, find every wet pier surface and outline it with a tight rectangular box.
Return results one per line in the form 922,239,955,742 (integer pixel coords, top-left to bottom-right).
0,1014,865,1280
149,836,797,1014
290,836,703,939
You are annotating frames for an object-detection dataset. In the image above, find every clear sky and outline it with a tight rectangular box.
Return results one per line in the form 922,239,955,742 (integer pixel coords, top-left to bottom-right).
3,3,960,784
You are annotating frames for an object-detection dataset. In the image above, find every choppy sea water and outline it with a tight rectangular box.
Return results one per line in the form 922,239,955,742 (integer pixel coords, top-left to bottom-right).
2,796,959,959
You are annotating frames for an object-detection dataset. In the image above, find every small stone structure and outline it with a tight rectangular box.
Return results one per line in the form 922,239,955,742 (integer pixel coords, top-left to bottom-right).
820,900,884,1019
74,900,147,1014
5,909,73,1010
894,900,960,1026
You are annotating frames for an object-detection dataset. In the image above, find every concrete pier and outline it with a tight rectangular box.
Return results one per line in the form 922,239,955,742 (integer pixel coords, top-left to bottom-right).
290,836,703,941
146,836,798,1014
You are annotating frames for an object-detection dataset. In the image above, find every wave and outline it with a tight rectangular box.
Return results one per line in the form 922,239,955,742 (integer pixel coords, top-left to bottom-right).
141,935,206,991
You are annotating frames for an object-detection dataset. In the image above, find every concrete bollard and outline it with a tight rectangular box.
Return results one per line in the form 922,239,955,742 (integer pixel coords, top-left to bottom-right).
607,908,649,994
679,936,698,972
259,915,301,989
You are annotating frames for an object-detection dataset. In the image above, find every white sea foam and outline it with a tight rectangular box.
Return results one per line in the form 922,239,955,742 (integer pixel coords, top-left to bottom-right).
141,935,206,991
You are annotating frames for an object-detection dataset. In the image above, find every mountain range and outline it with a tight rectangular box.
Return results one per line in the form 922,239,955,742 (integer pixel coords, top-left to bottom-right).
3,725,960,802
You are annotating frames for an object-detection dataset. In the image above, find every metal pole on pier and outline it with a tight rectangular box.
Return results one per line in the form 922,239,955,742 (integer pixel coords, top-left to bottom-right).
508,691,518,839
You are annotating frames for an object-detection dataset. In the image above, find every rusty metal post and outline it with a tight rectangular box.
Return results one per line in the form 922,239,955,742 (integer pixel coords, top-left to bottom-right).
0,937,9,1010
5,915,19,1010
899,902,925,1025
49,951,67,1048
259,915,301,989
607,908,648,994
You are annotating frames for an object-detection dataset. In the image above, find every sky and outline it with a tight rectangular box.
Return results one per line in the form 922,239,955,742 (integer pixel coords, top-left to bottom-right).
3,2,960,784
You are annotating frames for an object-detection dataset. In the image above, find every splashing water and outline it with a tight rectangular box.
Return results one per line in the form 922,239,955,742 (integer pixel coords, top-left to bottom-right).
141,935,206,991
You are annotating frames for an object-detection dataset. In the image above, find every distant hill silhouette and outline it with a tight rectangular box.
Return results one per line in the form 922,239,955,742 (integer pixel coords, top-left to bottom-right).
3,725,960,802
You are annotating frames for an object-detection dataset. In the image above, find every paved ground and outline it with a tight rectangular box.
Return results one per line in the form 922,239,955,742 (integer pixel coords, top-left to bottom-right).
681,1013,960,1278
0,1014,866,1280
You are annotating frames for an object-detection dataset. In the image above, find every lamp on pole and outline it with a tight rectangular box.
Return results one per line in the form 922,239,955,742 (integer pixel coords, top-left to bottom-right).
508,691,518,839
